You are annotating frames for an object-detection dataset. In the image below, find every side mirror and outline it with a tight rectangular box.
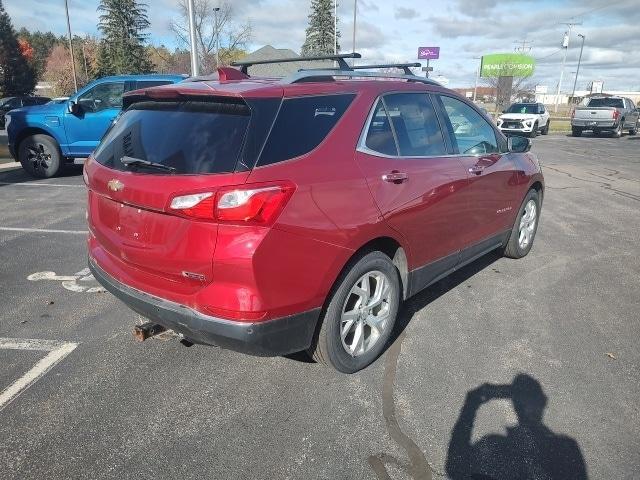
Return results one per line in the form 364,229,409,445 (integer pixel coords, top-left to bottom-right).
501,110,507,114
508,135,531,153
67,100,81,115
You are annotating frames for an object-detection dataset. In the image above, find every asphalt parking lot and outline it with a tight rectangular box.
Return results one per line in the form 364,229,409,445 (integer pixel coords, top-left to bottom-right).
0,132,639,479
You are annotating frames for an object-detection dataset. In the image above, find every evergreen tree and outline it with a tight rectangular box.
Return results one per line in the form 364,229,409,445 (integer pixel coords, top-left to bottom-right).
0,0,36,95
96,0,153,75
301,0,340,56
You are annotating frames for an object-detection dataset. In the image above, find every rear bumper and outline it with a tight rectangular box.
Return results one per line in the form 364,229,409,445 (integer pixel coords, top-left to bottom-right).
89,258,321,357
571,120,617,128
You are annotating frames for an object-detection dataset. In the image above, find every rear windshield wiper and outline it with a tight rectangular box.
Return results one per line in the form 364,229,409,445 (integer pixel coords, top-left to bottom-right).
120,156,176,173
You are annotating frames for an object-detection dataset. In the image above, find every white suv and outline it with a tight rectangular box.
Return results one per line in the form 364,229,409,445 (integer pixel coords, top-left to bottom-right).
497,102,550,138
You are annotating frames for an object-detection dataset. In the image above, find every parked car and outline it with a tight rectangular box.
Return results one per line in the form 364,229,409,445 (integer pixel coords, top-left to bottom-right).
86,58,544,373
5,74,186,177
571,96,639,137
497,102,550,138
0,96,50,129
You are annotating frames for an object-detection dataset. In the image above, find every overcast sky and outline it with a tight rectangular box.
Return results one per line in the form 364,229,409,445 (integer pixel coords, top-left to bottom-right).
6,0,640,91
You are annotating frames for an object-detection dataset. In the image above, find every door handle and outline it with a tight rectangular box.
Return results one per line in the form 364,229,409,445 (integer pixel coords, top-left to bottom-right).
382,171,408,183
468,165,485,175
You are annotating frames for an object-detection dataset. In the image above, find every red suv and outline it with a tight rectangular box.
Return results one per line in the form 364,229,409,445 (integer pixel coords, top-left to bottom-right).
86,55,543,373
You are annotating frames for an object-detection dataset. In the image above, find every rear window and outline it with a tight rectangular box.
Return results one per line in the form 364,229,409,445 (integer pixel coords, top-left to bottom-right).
257,94,355,166
93,100,250,174
587,98,624,108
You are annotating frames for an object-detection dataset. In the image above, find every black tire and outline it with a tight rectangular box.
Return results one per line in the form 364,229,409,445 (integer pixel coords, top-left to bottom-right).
541,120,550,135
612,122,623,138
528,122,538,138
628,122,637,135
503,189,541,259
308,251,401,373
571,127,582,137
19,134,63,178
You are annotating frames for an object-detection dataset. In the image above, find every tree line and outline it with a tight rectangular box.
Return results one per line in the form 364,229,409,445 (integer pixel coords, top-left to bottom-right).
1,0,341,99
1,0,253,98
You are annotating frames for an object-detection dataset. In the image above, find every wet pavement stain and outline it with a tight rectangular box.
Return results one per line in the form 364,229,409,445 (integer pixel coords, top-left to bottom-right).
368,331,435,480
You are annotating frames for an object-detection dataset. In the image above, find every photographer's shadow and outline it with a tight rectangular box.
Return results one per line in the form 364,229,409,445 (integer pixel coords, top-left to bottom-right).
445,374,588,480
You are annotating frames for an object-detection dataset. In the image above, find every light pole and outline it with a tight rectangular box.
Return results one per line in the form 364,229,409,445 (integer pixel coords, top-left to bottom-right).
213,7,221,68
334,0,337,55
187,0,199,76
64,0,78,92
554,22,581,113
571,34,585,103
352,0,357,65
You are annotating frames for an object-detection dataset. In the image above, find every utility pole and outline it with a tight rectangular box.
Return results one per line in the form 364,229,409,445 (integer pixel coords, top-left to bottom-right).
514,39,533,53
473,57,481,102
571,34,585,103
64,0,78,92
352,0,357,65
213,7,221,68
554,22,581,112
187,0,199,76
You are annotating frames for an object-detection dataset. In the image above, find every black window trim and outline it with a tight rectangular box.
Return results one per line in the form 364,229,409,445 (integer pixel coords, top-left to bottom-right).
356,91,452,159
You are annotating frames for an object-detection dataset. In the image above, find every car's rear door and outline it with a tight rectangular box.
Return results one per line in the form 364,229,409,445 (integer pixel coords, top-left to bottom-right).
354,92,469,293
435,94,521,254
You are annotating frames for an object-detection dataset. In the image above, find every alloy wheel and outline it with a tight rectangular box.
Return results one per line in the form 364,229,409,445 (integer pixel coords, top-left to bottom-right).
340,270,393,357
26,143,53,175
518,199,537,249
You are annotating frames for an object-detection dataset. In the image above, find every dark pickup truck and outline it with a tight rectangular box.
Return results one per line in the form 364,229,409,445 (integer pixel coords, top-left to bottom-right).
571,96,639,137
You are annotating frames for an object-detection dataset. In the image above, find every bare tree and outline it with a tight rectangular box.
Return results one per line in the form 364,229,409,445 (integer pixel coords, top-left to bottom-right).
170,0,252,73
482,62,535,111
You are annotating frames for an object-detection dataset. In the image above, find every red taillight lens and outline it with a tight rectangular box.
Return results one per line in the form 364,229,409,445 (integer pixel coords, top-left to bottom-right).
169,192,215,220
612,110,620,120
571,109,575,119
215,184,295,224
168,182,295,225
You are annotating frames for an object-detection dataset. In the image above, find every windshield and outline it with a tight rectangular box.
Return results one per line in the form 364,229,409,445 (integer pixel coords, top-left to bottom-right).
587,98,624,108
93,99,250,174
506,104,538,114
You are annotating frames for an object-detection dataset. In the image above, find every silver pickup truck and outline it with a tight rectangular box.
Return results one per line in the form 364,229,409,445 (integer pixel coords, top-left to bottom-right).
571,96,639,137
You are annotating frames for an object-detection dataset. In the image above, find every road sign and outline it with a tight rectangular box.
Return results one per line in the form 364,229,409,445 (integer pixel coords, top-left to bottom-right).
418,47,440,60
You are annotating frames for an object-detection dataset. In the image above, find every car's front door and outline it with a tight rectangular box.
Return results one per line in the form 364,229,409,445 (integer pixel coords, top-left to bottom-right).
64,81,124,156
354,92,469,294
435,94,522,254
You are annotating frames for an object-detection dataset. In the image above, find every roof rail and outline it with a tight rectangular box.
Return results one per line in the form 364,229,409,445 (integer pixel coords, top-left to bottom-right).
231,52,362,74
283,70,442,87
301,62,422,75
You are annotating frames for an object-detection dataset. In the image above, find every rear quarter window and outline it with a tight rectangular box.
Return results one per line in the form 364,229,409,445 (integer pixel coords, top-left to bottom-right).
257,94,355,166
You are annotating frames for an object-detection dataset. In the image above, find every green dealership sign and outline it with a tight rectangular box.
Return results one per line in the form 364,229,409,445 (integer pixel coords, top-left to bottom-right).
480,53,535,78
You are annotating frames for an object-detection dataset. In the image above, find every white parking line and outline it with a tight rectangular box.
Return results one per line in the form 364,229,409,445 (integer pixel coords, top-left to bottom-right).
0,182,85,188
0,338,78,412
0,227,88,235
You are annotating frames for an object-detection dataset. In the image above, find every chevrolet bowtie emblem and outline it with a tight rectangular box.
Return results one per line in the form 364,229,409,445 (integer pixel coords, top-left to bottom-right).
107,179,124,192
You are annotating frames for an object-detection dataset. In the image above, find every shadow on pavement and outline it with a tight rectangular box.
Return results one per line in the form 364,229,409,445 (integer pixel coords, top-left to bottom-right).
445,374,588,480
0,164,83,186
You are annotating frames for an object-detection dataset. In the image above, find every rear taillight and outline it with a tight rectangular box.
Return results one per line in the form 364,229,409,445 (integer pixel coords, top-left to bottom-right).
571,109,575,119
612,110,620,120
168,182,295,225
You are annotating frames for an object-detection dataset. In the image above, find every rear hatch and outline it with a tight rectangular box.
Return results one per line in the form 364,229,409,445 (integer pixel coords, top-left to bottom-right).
86,96,261,290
